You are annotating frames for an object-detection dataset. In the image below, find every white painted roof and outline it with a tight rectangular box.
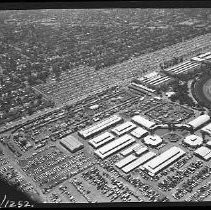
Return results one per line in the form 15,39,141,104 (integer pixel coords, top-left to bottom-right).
201,123,211,135
132,115,155,129
187,114,210,129
183,135,203,147
143,135,162,146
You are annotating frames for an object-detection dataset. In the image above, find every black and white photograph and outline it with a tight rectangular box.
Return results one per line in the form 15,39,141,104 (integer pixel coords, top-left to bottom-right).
0,1,211,207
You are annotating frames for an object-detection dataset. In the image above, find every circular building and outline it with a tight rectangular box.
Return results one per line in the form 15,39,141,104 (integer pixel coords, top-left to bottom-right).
143,135,162,147
183,134,203,148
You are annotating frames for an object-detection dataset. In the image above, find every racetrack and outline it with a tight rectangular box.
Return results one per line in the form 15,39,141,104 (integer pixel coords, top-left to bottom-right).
203,78,211,102
193,75,211,108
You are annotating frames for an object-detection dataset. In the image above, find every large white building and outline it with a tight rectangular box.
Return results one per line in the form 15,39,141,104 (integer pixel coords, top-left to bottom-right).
132,115,156,130
115,154,137,169
130,127,148,139
187,114,210,130
194,146,211,161
111,121,136,136
78,115,123,139
94,134,135,159
120,143,140,157
122,151,156,174
60,135,84,153
89,132,115,149
201,123,211,137
141,146,185,176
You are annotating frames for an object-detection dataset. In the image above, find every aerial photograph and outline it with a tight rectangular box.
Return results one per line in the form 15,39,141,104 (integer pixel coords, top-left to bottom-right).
0,3,211,207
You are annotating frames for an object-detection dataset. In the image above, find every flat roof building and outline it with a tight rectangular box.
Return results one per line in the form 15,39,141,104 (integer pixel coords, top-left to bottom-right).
194,146,211,161
95,134,135,159
111,121,136,136
130,127,148,139
133,145,148,156
201,123,211,136
187,114,210,130
206,141,211,148
60,135,84,153
122,151,156,174
78,115,123,139
89,132,115,149
141,146,185,176
115,154,137,169
120,143,140,157
132,115,156,130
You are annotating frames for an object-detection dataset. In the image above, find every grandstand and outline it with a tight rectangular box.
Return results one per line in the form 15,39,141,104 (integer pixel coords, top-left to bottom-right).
191,51,211,63
134,71,173,90
129,82,156,94
163,60,201,76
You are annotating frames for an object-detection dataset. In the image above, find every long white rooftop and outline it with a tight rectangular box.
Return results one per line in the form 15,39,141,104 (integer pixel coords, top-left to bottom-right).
187,114,210,130
132,115,156,129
